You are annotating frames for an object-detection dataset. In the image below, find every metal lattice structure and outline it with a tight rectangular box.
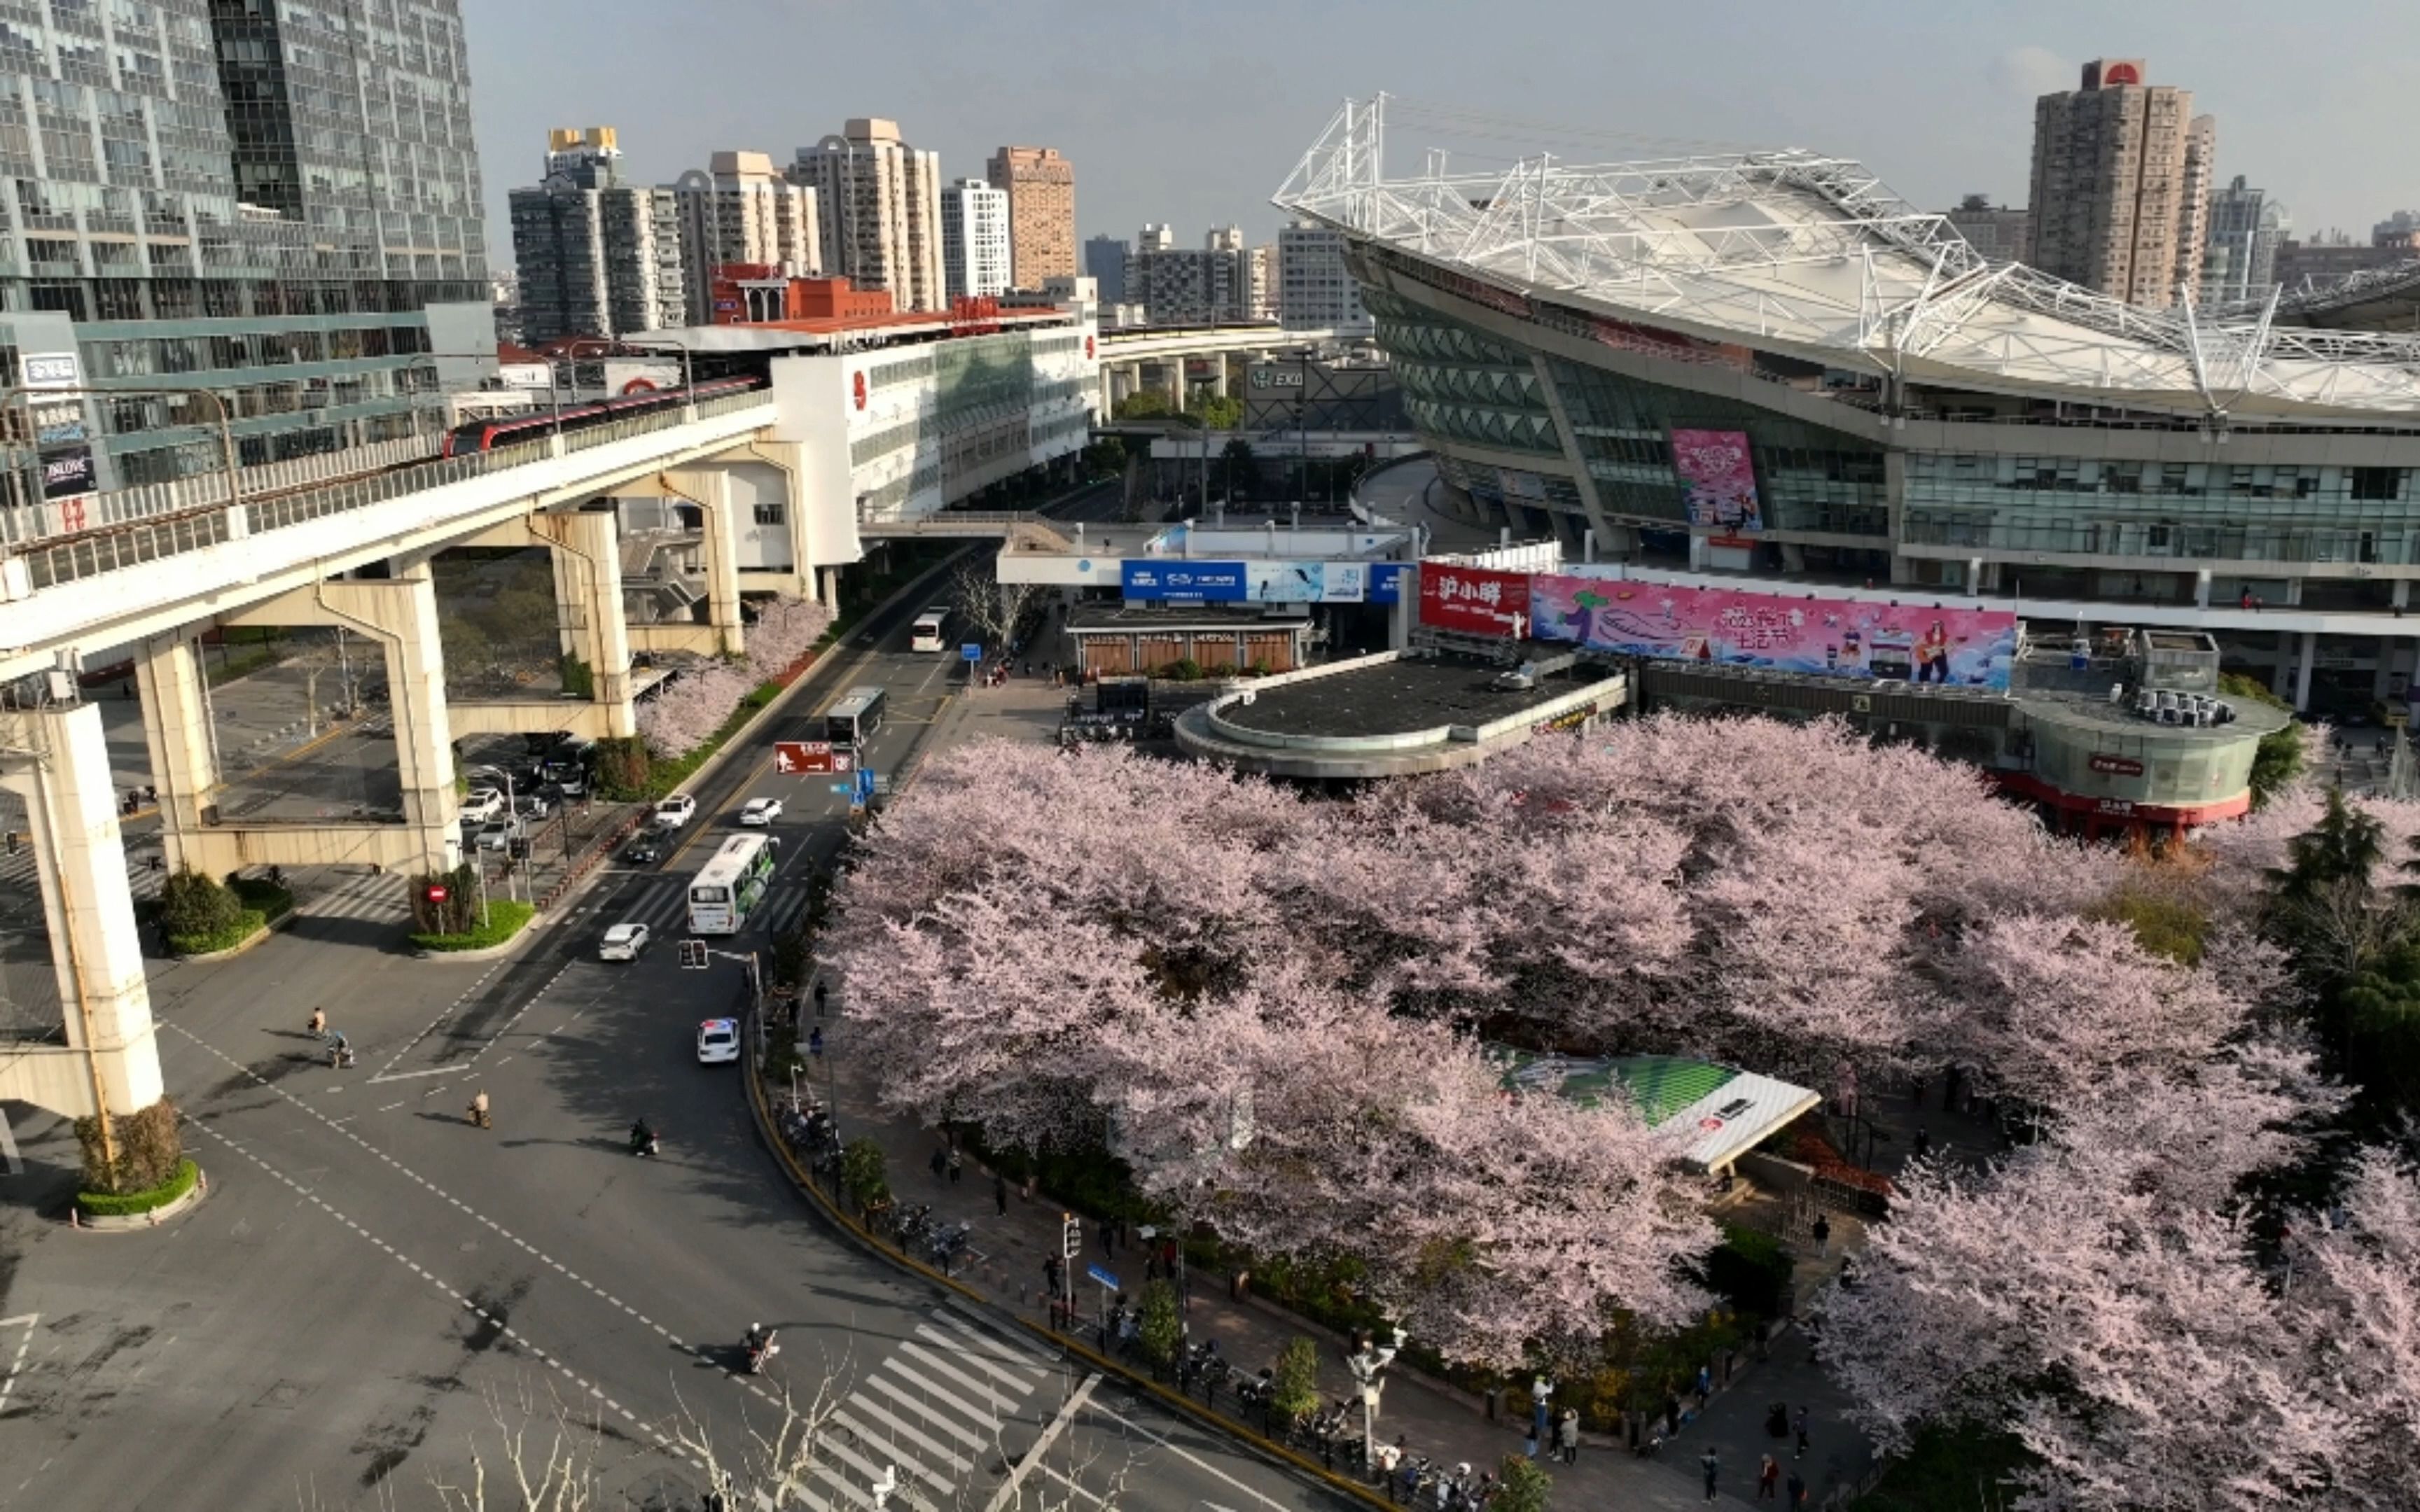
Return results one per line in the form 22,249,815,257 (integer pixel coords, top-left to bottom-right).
1273,96,2420,420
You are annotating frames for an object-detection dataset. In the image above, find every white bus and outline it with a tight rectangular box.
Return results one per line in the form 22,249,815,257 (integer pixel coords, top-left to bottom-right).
908,605,954,654
688,833,779,935
822,685,886,749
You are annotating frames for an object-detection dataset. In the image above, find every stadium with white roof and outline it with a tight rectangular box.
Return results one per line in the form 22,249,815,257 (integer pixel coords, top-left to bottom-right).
1274,97,2420,730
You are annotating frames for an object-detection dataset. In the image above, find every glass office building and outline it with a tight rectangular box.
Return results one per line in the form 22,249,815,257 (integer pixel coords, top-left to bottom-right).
0,0,489,494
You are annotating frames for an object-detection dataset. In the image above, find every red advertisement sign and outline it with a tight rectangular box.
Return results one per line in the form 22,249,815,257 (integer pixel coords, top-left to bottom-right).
1418,564,1533,638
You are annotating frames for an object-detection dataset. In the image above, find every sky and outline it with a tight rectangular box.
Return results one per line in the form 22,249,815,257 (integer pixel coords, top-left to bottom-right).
463,0,2420,270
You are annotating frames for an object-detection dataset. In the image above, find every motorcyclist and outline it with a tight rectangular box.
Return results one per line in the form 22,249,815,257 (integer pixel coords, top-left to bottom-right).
469,1088,490,1128
308,1007,326,1038
326,1030,349,1067
630,1118,656,1154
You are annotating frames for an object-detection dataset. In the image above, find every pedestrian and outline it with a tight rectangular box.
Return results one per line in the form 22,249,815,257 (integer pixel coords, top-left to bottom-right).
812,979,828,1018
1557,1406,1580,1464
1695,1362,1712,1408
930,1145,947,1183
1099,1217,1115,1258
1483,1381,1501,1422
1758,1452,1779,1500
1786,1470,1807,1508
1531,1375,1552,1438
1811,1212,1831,1258
1664,1392,1681,1437
1912,1126,1931,1159
994,1170,1009,1217
807,1026,823,1058
947,1148,963,1184
1522,1422,1538,1460
1794,1406,1810,1460
1701,1448,1720,1503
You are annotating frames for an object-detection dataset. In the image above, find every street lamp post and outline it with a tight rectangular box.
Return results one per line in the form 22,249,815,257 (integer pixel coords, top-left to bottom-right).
1347,1326,1404,1471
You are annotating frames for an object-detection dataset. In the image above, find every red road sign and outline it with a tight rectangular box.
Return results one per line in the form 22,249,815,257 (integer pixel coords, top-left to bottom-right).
774,740,837,775
426,885,449,903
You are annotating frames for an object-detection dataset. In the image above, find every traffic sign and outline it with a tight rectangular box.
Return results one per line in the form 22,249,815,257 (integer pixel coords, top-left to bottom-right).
1085,1263,1120,1291
961,643,982,663
774,740,837,775
854,766,877,803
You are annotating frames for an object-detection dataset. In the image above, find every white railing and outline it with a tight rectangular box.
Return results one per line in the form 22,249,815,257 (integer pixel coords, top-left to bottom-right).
0,433,442,547
8,393,774,594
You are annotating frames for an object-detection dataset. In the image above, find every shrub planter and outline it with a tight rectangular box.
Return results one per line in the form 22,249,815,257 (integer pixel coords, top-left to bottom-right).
410,899,538,959
76,1158,205,1230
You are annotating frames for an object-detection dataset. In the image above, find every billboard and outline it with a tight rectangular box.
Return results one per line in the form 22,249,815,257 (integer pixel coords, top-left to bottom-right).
1245,561,1366,603
1669,428,1763,534
1531,575,2017,690
1419,563,1532,638
1122,560,1246,601
1369,562,1410,604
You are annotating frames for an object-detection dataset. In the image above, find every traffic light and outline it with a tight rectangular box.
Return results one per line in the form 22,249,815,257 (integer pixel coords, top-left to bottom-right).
679,939,708,969
507,836,531,860
1061,1212,1083,1259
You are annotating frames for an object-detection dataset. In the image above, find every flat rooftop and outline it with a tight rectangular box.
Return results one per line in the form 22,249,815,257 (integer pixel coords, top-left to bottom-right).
1216,654,1591,738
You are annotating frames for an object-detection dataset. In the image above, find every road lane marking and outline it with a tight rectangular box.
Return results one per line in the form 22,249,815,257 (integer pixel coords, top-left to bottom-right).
984,1374,1099,1512
0,1312,38,1419
164,1021,780,1412
1090,1400,1295,1511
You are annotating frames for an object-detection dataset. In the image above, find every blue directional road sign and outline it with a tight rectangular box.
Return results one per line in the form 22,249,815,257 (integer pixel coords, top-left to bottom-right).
1085,1263,1120,1290
961,643,983,662
854,765,877,803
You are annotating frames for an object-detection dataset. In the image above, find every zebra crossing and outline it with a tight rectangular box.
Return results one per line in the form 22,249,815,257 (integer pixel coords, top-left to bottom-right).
0,839,168,916
290,867,411,925
806,1306,1063,1512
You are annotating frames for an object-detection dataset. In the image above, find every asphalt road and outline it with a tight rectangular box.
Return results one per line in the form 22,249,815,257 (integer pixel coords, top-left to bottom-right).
0,486,1340,1511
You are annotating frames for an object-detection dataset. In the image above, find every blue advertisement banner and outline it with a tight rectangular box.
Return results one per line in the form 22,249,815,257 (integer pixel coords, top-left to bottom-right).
1122,561,1247,601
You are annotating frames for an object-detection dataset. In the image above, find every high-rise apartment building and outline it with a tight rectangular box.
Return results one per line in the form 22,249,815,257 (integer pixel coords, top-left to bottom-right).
669,150,819,324
1084,234,1127,302
0,0,492,492
1944,195,2032,262
788,118,945,314
1278,219,1371,335
509,127,685,343
1244,245,1276,321
938,178,1011,300
1128,227,1256,325
985,146,1074,288
2024,59,2214,309
2199,175,2288,306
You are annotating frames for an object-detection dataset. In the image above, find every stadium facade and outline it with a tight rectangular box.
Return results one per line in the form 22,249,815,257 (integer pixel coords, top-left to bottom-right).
1274,99,2420,729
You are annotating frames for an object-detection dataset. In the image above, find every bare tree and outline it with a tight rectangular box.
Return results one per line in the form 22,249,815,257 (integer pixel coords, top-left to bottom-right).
950,559,1046,659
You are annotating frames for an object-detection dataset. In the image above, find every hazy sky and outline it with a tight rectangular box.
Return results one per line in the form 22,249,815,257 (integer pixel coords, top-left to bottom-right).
464,0,2418,268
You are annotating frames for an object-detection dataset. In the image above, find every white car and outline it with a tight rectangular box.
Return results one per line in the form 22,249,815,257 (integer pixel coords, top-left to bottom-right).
473,818,520,853
460,787,504,825
738,797,784,827
696,1018,741,1065
653,794,697,830
598,922,650,962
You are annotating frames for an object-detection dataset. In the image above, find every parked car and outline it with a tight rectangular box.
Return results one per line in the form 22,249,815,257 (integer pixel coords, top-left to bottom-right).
598,922,651,962
473,819,520,853
738,797,784,827
653,794,697,830
696,1018,741,1065
459,787,504,825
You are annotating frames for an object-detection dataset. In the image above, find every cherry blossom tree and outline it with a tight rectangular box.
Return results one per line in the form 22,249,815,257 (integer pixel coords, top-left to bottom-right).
743,595,833,683
634,660,753,760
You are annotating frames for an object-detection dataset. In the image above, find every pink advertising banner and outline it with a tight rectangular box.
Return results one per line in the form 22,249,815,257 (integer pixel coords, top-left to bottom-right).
1669,428,1763,534
1531,575,2018,691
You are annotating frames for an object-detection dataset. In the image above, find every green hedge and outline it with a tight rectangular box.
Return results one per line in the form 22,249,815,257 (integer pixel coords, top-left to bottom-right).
168,907,266,955
410,899,536,952
78,1156,198,1218
230,876,294,923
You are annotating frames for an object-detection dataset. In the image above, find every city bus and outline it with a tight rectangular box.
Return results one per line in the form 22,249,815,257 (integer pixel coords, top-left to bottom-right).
688,833,779,935
908,605,955,654
822,686,886,750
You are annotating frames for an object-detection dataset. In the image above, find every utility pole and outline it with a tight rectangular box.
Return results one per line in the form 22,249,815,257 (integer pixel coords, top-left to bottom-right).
1347,1326,1404,1469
